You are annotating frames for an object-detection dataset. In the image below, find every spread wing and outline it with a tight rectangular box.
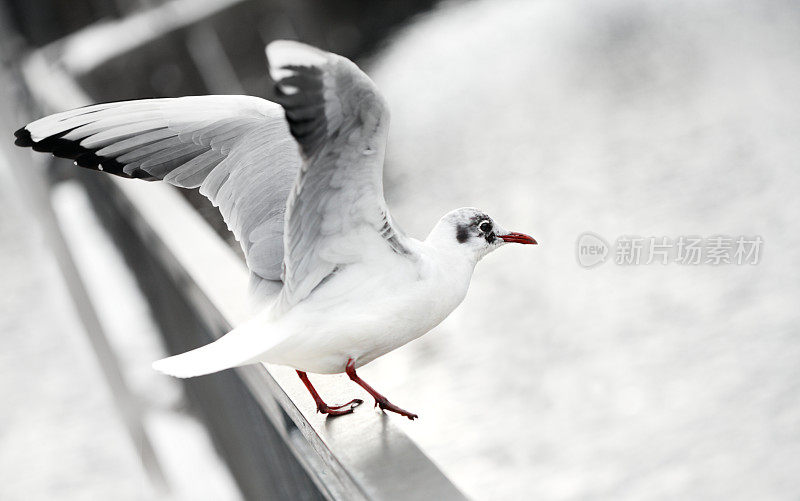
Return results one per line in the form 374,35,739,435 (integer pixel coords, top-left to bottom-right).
267,40,415,312
15,95,301,283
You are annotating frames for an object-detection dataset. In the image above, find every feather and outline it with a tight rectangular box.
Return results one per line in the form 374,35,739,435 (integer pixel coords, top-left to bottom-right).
15,95,301,283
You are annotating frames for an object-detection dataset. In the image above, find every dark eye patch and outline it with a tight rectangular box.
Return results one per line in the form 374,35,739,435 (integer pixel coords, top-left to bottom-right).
456,224,470,243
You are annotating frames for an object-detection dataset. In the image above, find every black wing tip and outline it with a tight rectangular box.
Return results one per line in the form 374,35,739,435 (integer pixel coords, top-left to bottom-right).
12,125,143,180
14,126,34,147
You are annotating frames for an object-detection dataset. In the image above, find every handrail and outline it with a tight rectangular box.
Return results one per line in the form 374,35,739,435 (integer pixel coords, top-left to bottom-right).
19,13,466,501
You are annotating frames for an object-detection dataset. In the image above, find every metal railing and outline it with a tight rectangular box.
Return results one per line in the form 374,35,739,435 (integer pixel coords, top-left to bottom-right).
13,1,466,499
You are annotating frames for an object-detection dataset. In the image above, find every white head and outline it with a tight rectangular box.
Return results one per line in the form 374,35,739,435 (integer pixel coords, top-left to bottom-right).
426,207,537,262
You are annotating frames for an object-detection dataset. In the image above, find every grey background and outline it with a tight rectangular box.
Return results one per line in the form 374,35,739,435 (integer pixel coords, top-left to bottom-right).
363,0,800,499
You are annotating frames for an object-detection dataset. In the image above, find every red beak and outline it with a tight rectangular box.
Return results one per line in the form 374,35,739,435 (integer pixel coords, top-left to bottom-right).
500,232,538,245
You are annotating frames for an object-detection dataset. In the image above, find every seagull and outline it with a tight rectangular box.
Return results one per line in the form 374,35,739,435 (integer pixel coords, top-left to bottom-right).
14,40,536,419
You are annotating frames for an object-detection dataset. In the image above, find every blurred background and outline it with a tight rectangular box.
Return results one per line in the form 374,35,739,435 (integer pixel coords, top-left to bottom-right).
1,0,799,499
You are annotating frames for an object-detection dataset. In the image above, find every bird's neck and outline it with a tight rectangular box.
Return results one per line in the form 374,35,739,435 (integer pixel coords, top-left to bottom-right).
408,238,475,327
422,231,480,278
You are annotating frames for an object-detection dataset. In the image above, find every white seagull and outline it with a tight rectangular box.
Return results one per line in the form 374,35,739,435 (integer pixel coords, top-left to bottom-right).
15,41,536,419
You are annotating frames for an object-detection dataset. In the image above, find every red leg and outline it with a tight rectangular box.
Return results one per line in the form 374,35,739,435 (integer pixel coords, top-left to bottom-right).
297,370,362,416
345,359,418,420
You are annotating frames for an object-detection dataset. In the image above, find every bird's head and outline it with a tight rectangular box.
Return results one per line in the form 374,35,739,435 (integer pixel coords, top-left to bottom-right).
427,207,537,261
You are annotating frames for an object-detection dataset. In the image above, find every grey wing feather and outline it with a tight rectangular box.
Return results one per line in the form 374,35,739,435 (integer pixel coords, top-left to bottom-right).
266,40,415,312
15,95,301,283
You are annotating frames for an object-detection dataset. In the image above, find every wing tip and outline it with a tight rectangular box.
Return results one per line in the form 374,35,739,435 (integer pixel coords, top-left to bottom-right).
266,39,325,59
13,122,151,179
14,126,34,147
266,40,328,80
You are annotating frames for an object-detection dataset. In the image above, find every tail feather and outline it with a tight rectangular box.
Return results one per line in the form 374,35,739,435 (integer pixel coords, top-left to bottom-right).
152,341,245,378
152,318,281,378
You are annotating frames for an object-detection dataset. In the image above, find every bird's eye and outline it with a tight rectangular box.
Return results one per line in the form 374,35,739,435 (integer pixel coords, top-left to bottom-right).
479,221,492,233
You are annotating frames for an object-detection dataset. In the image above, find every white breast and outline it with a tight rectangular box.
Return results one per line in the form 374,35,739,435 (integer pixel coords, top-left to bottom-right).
260,242,474,374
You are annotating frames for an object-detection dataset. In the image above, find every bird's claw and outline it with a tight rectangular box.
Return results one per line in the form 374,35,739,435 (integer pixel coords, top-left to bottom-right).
374,398,418,420
317,398,363,416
